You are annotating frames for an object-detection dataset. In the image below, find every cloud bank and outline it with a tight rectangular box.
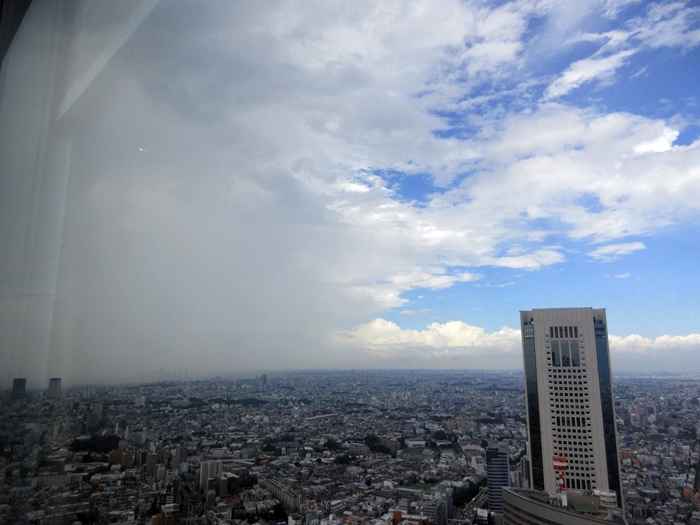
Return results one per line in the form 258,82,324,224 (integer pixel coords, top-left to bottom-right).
338,320,700,372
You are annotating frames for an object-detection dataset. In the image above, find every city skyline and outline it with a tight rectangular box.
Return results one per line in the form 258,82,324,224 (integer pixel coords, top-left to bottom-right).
1,1,700,386
6,368,696,523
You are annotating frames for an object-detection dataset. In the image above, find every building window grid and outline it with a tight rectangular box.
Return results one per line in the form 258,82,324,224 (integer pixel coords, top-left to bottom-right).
545,324,600,493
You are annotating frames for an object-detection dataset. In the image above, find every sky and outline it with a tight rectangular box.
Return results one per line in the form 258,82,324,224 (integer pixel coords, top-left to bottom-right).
1,0,700,386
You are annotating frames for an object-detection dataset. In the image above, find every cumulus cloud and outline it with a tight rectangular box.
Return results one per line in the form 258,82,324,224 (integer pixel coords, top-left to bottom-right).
339,319,700,372
609,333,700,371
460,106,700,243
633,127,680,153
610,332,700,353
336,318,522,367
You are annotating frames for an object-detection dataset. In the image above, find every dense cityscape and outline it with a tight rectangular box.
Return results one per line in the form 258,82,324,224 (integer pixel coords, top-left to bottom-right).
2,370,699,525
2,2,700,525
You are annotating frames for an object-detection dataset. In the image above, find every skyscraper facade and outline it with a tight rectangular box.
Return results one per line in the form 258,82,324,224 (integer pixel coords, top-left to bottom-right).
520,308,622,508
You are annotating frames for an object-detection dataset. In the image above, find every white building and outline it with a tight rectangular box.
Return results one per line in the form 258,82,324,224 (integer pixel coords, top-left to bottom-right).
520,308,623,510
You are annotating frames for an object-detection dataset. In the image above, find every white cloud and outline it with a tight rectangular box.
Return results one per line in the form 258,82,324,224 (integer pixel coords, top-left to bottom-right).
609,332,700,371
545,50,636,100
483,281,516,288
542,1,700,100
633,2,700,50
588,242,646,261
387,268,481,290
610,332,700,354
459,106,700,243
486,249,566,270
633,127,680,153
341,268,482,311
336,318,522,366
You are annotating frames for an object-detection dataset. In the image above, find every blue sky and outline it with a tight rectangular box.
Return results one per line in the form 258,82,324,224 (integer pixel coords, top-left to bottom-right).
2,0,700,384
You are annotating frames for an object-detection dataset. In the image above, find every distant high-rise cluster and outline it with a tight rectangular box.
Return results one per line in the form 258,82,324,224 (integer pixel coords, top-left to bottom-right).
10,377,63,398
519,308,623,509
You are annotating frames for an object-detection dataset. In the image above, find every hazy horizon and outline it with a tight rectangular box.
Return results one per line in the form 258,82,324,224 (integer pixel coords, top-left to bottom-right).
8,365,700,391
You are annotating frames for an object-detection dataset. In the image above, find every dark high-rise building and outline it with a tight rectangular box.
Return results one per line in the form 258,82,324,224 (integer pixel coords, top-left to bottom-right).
520,308,623,508
173,444,188,470
47,377,61,397
12,377,26,398
146,452,158,475
486,443,509,514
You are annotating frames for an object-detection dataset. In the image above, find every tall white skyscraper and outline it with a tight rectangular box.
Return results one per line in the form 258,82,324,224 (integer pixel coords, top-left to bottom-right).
520,308,622,508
